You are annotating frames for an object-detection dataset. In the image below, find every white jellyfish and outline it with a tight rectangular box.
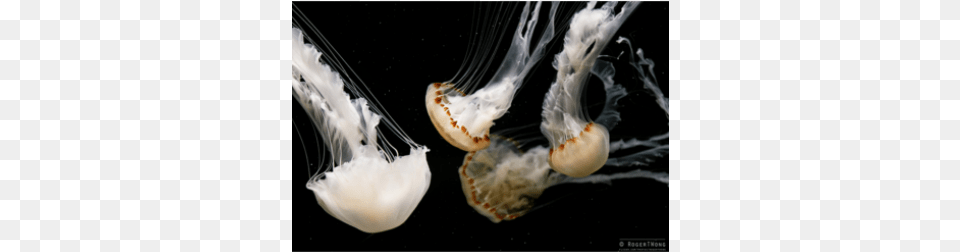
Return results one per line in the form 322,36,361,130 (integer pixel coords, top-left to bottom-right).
425,1,560,152
292,28,431,233
540,1,641,177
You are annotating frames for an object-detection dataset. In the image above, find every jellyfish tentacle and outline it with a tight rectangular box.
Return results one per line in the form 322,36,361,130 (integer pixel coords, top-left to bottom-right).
617,36,668,116
605,144,668,167
606,132,668,168
557,168,669,185
609,133,669,153
591,59,629,131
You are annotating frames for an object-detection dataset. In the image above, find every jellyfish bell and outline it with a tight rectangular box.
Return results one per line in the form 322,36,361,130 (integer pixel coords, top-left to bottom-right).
292,28,431,233
459,135,559,223
425,82,492,151
308,144,431,233
545,122,610,177
540,1,638,177
425,1,561,152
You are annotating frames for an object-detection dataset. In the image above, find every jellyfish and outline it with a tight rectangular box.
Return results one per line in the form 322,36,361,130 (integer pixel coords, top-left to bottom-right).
458,135,557,222
292,28,431,233
425,1,561,152
540,1,642,177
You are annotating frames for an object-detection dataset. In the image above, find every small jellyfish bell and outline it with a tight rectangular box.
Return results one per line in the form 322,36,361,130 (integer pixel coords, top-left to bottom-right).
540,1,639,177
459,135,558,222
292,28,431,233
425,1,561,152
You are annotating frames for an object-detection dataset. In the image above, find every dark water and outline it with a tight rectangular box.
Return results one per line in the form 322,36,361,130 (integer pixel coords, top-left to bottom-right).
293,2,669,251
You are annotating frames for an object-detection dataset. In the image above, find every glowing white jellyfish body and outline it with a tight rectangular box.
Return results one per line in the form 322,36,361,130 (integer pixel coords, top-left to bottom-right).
292,28,431,233
540,1,638,177
425,1,559,152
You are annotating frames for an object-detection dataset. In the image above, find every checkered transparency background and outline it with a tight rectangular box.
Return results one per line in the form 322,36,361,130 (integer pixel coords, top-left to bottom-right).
0,0,291,251
669,0,959,251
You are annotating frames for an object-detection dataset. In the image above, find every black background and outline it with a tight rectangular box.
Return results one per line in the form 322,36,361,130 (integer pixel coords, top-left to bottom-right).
293,2,669,251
